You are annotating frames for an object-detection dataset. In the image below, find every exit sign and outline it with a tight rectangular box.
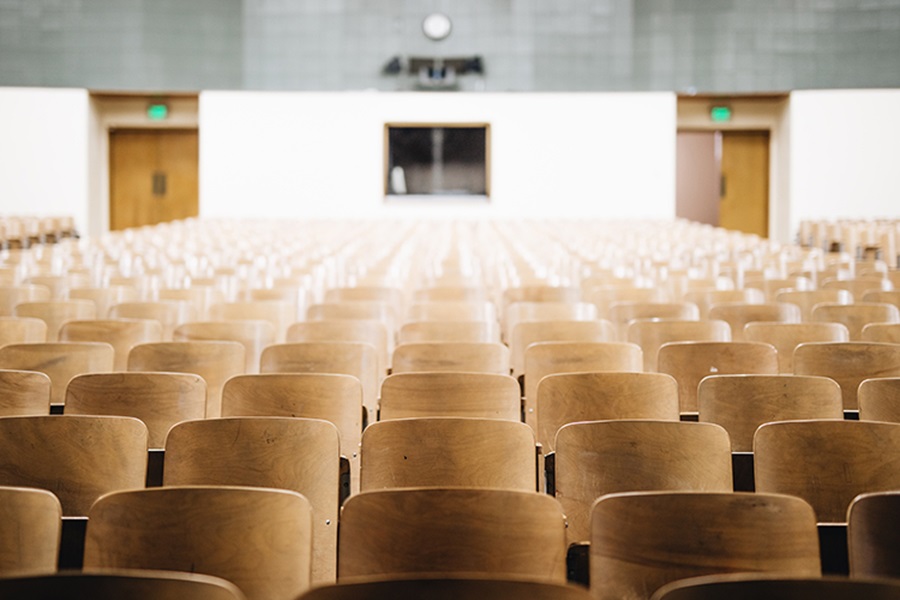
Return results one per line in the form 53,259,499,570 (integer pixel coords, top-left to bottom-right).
147,103,169,121
710,105,732,122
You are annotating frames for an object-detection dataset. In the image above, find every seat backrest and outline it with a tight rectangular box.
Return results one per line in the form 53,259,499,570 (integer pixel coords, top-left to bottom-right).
109,301,195,341
128,341,245,418
793,341,900,410
59,318,163,371
590,491,821,600
66,371,206,448
775,288,854,321
391,342,510,375
861,322,900,343
0,571,247,600
607,302,699,341
754,419,900,522
69,286,139,319
405,301,497,323
862,290,900,312
164,417,340,583
337,488,567,583
306,302,396,342
0,369,51,416
380,371,520,421
627,319,731,372
743,322,849,373
159,286,226,321
708,302,801,342
412,285,490,303
0,415,147,515
822,277,893,298
13,300,96,340
510,319,616,377
698,374,843,452
210,300,297,343
296,577,592,600
399,320,500,344
287,320,389,376
859,377,900,422
174,320,276,374
505,301,596,343
587,286,668,320
84,486,313,600
360,418,536,492
0,316,47,345
0,284,51,317
651,573,900,600
0,341,114,405
556,421,732,546
0,486,61,577
536,372,679,450
811,302,900,340
848,491,900,580
682,289,764,319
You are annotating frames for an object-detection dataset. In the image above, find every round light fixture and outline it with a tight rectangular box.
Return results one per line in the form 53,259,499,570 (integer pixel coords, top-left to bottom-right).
422,13,452,41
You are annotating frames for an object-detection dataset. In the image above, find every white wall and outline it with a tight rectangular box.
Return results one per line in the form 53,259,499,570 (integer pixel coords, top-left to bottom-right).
199,92,677,220
790,90,900,235
0,87,90,233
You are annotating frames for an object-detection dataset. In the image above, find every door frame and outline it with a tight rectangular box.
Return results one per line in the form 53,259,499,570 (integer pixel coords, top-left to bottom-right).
677,94,790,243
88,93,199,236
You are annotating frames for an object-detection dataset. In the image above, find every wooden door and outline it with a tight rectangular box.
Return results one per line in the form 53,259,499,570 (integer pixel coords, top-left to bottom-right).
109,129,199,231
719,131,769,238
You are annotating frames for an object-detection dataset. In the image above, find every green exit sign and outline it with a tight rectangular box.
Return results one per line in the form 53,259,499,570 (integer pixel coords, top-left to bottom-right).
147,103,169,121
710,105,732,123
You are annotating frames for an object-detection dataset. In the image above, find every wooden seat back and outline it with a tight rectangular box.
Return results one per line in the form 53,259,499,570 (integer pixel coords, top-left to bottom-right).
380,371,520,421
793,341,900,410
0,486,61,577
60,319,163,370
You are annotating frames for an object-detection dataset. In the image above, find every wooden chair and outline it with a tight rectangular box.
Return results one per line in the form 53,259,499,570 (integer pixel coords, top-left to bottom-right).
379,372,520,421
59,319,163,371
0,369,51,416
682,289,764,319
0,486,61,576
536,372,679,451
306,302,397,344
848,491,900,579
360,418,536,492
651,573,900,600
391,342,510,375
325,286,404,313
69,285,138,319
505,301,596,343
607,302,699,341
84,486,313,600
0,284,51,316
698,374,843,452
109,301,196,341
590,491,821,600
296,577,591,600
859,377,900,422
822,277,893,298
13,300,95,340
0,415,148,515
524,341,642,428
754,420,900,523
556,421,732,546
708,302,801,342
627,319,731,372
164,417,341,583
260,342,378,424
744,322,850,373
210,300,296,343
657,341,778,413
128,341,245,418
23,275,89,300
287,320,389,377
66,372,206,448
861,322,900,343
775,289,853,322
793,342,900,410
862,290,900,312
413,285,490,303
586,286,667,320
399,321,500,344
0,571,247,600
0,316,47,345
406,301,497,324
509,320,616,378
0,342,114,406
175,320,276,374
812,303,900,340
503,285,580,311
337,488,566,583
744,276,814,301
160,286,226,321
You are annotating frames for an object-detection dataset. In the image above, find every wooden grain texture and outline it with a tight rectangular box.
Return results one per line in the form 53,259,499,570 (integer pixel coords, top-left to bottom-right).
651,573,900,600
859,377,900,422
744,322,849,373
588,287,669,320
0,415,148,516
698,374,842,452
812,302,900,340
297,577,592,600
557,421,732,546
510,319,616,377
0,341,114,405
754,420,900,523
59,318,163,370
109,301,196,341
287,320,389,376
537,372,679,450
848,491,900,579
13,300,96,340
84,486,312,600
708,302,801,342
862,322,900,343
608,302,700,341
793,342,900,410
657,341,778,413
338,488,566,583
0,570,248,600
0,284,51,317
524,341,642,428
165,417,340,583
128,341,245,418
505,302,596,343
627,319,731,372
69,286,138,319
66,371,206,448
862,290,900,312
260,342,377,423
209,301,296,343
391,342,509,375
682,289,764,319
160,287,227,321
0,486,61,577
380,371,520,421
399,320,499,344
0,369,51,416
775,289,853,321
175,320,276,374
406,301,497,323
306,302,397,343
822,277,892,299
590,491,821,600
0,316,47,346
360,418,536,492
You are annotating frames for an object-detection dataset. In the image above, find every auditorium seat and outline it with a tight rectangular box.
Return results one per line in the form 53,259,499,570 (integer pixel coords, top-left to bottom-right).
607,301,700,341
211,300,296,343
862,290,900,311
858,377,900,422
707,302,801,341
505,301,596,344
0,570,248,600
405,300,497,323
0,316,47,345
627,319,731,372
13,300,95,340
847,491,900,579
509,320,615,379
0,369,51,416
0,486,61,576
398,320,500,344
287,320,389,377
861,322,900,342
296,577,591,600
69,285,138,319
379,371,520,421
775,289,853,322
306,302,397,346
743,322,850,373
651,573,900,600
682,289,764,319
159,286,226,321
109,301,195,341
811,302,900,340
0,341,114,406
0,284,51,316
59,319,163,371
175,320,276,374
391,342,510,375
793,341,900,410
